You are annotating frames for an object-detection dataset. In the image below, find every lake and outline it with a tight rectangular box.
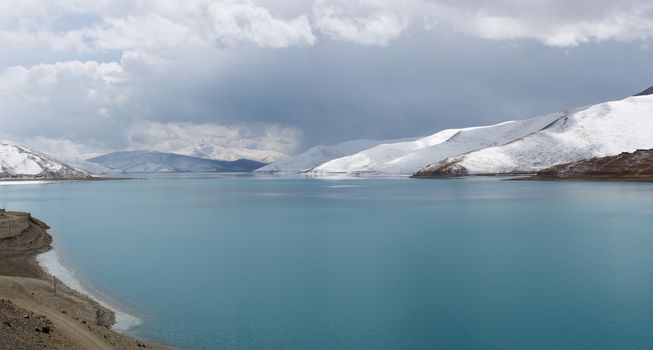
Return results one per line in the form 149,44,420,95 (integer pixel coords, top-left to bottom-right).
2,175,653,349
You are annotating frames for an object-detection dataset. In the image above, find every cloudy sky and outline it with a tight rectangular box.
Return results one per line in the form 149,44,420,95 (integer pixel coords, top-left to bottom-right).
1,0,653,161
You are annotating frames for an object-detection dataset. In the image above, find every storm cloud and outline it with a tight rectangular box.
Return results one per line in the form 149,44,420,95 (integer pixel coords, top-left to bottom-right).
1,0,652,160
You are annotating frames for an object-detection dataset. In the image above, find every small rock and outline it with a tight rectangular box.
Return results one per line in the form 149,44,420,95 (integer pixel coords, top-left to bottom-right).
24,314,30,319
3,321,11,327
41,326,51,334
35,327,42,332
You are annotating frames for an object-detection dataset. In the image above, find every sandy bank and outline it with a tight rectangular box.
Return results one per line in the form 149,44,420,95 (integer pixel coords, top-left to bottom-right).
0,210,166,350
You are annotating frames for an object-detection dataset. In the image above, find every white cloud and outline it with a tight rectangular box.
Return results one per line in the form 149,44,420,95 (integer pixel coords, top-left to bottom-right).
0,29,90,52
0,0,316,55
86,1,316,52
420,1,653,47
1,0,653,163
0,60,128,110
2,0,653,52
206,0,316,48
21,136,101,161
0,57,301,162
88,15,198,52
313,0,409,46
0,60,135,155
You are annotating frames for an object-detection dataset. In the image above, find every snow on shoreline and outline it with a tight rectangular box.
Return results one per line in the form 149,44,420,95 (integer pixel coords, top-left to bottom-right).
0,180,53,186
37,250,143,333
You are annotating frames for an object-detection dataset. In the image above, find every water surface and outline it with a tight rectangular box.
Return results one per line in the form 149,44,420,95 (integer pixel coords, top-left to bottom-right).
2,175,653,349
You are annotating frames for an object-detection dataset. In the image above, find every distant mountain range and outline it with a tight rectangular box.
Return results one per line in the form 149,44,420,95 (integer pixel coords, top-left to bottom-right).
0,142,89,180
87,151,266,173
255,139,411,173
2,85,652,180
175,144,287,164
0,147,266,179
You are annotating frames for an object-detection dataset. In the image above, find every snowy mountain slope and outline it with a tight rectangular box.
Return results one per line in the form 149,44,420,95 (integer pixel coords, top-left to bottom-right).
255,139,406,173
414,94,653,176
0,142,89,179
175,144,287,164
312,113,564,175
88,151,266,173
61,158,127,175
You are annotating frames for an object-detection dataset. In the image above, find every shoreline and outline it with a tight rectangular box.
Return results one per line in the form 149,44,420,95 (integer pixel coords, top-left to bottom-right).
0,210,166,349
0,176,141,183
36,250,144,332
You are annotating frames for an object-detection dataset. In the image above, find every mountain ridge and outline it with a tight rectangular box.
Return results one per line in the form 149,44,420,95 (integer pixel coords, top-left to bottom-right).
634,85,653,96
88,151,266,173
413,94,653,177
311,113,564,175
255,139,407,173
0,142,90,180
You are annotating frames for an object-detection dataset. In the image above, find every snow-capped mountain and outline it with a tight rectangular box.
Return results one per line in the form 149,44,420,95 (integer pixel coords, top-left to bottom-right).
312,113,563,175
255,139,407,173
61,158,127,175
175,144,287,164
88,151,266,173
415,92,653,176
0,142,89,179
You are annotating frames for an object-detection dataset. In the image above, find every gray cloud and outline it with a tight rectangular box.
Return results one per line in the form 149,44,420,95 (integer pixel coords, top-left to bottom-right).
0,0,652,160
118,34,653,146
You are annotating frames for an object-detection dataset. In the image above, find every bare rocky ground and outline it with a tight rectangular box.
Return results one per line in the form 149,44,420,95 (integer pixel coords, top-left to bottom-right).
0,211,167,350
529,149,653,181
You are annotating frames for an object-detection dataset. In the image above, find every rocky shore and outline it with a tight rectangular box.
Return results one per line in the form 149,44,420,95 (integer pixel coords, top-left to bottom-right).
528,149,653,181
0,210,166,349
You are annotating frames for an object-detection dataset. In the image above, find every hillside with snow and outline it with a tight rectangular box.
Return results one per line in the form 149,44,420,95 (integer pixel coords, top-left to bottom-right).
415,93,653,177
88,151,266,173
312,113,563,175
61,158,127,175
175,144,287,164
255,139,406,173
0,142,89,179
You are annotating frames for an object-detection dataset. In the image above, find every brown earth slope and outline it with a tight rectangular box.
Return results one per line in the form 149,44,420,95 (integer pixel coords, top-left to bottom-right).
0,210,166,350
528,149,653,181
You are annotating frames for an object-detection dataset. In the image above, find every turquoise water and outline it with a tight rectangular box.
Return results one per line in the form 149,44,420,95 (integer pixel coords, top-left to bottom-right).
2,175,653,349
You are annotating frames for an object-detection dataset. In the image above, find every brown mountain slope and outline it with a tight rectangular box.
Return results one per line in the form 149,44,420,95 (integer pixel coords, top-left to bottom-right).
528,149,653,181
